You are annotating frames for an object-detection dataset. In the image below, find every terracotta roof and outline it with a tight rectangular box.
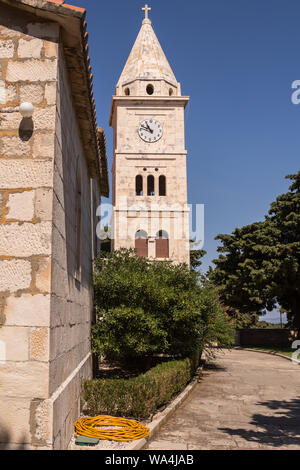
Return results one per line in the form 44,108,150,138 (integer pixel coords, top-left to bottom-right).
46,0,85,14
1,0,109,197
5,0,87,18
36,0,86,14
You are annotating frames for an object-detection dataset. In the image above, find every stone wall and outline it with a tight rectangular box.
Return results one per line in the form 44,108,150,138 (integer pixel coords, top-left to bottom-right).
0,6,59,449
112,99,190,265
0,5,99,449
235,329,291,347
50,44,96,451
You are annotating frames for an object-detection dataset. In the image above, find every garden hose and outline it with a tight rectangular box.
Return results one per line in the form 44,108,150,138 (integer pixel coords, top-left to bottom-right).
74,415,150,442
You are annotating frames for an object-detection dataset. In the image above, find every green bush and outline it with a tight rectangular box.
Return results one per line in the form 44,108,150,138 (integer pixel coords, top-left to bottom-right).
92,249,235,362
198,282,236,352
92,306,169,362
82,357,198,419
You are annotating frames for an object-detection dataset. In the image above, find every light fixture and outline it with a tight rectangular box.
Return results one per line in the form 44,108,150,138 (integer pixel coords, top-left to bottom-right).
19,102,34,118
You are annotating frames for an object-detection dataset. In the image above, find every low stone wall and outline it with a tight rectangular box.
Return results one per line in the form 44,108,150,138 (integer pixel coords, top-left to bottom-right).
235,329,291,347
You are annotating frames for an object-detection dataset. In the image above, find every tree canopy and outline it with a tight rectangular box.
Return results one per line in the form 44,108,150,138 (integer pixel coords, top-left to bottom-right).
189,242,207,271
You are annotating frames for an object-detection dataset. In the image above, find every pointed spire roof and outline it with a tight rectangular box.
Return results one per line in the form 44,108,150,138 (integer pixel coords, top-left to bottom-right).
117,14,177,88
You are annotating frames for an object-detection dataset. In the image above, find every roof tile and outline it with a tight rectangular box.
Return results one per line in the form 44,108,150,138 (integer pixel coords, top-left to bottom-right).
64,3,86,13
48,0,64,4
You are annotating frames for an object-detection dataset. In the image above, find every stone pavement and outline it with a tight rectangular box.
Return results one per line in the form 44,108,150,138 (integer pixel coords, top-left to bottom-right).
145,349,300,450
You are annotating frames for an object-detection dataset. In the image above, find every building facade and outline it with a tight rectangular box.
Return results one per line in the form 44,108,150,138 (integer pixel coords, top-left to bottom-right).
0,0,108,450
110,7,190,265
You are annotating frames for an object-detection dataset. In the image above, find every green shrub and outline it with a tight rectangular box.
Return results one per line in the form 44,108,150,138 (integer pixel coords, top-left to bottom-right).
92,249,234,362
198,282,236,352
92,306,169,362
82,357,197,419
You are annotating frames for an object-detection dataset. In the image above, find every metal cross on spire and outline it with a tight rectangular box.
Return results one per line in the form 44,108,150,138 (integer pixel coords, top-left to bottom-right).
142,4,151,20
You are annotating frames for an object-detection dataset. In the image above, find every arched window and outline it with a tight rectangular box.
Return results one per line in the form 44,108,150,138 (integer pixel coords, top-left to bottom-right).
124,87,130,96
159,175,166,196
136,175,143,196
135,230,148,258
75,168,82,276
156,230,169,259
147,175,155,196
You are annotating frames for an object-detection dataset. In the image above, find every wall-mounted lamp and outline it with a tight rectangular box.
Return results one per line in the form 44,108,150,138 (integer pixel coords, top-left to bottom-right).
19,102,34,118
19,102,34,141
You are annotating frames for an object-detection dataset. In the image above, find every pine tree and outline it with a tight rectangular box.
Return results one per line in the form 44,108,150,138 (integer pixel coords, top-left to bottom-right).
211,171,300,332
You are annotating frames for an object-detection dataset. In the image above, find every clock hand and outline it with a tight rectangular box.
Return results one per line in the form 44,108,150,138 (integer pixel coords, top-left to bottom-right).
146,123,153,134
141,126,151,133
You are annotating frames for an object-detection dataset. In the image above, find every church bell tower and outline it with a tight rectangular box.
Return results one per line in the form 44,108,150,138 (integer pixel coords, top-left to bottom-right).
110,5,190,264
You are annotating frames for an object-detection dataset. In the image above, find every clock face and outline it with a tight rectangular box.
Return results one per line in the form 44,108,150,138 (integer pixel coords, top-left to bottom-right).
138,119,163,143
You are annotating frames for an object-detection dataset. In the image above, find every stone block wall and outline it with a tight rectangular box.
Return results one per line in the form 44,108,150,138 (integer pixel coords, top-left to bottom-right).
0,5,99,449
235,329,291,347
0,6,59,449
112,99,190,265
49,45,95,450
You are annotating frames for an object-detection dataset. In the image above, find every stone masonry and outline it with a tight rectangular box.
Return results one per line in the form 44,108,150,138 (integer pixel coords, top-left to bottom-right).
110,15,190,265
0,0,108,450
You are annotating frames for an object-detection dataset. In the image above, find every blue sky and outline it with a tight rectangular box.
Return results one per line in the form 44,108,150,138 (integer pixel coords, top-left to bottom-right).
71,1,299,299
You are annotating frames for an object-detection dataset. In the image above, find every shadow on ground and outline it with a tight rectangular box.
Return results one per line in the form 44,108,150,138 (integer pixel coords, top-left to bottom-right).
95,355,183,379
219,397,300,447
203,362,227,372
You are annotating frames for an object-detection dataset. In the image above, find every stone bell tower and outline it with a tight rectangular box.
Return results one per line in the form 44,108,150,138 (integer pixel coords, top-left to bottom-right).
110,5,190,264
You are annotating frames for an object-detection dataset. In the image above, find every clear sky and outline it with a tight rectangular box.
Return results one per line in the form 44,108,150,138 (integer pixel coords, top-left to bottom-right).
70,0,299,283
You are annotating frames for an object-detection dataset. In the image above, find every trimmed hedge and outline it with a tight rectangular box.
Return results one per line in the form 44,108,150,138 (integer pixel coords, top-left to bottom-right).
82,355,200,419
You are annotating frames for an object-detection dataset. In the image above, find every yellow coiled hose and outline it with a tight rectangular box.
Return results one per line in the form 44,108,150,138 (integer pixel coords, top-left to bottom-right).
74,415,150,442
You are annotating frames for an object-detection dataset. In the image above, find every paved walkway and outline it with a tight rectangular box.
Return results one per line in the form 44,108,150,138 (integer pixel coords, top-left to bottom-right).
145,349,300,450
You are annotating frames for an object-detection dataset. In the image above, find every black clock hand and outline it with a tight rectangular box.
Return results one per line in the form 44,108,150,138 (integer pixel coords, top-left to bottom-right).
141,126,151,133
146,123,153,134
